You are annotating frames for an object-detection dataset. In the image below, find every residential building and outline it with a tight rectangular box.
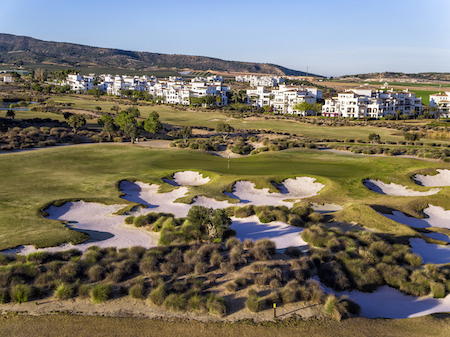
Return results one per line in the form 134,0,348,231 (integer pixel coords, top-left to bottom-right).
429,92,450,118
322,88,422,118
236,75,285,87
62,74,94,93
246,84,322,115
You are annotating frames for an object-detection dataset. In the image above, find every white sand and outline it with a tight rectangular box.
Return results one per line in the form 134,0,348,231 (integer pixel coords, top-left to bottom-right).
162,170,210,186
331,285,450,319
225,177,324,207
409,238,450,264
230,215,308,250
4,201,156,255
414,169,450,187
310,203,343,214
380,204,450,229
363,179,441,196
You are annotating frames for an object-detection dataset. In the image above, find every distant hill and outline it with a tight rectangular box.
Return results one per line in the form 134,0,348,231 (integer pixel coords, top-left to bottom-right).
0,33,321,77
340,72,450,82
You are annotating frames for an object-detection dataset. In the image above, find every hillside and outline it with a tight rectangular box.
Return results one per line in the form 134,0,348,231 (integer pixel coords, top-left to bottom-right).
340,72,450,82
0,33,319,77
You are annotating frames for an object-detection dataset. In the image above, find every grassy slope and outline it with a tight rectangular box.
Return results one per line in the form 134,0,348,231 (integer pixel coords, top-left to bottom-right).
2,314,450,337
0,144,449,250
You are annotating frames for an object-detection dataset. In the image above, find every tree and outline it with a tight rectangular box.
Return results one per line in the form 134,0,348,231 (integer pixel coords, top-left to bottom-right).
34,68,47,82
142,115,162,137
103,121,116,141
31,83,43,92
97,114,113,126
6,110,15,120
312,103,323,116
368,133,380,146
114,111,136,130
67,114,86,132
215,122,234,140
179,126,192,145
293,101,313,115
110,105,120,113
124,123,140,143
187,206,232,240
395,110,402,121
95,106,102,112
404,132,421,141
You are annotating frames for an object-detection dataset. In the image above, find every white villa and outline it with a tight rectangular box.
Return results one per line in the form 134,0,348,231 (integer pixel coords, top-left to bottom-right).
62,73,230,106
236,75,285,87
429,92,450,118
322,88,422,118
246,84,322,115
62,74,95,93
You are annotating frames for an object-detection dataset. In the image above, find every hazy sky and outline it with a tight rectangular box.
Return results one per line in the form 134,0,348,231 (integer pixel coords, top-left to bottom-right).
1,0,449,77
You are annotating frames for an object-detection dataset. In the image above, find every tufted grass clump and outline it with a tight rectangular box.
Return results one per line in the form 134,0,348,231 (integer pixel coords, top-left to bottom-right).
246,295,265,312
90,283,112,304
324,294,350,321
163,293,187,311
54,282,74,300
206,293,226,317
11,283,31,303
0,288,10,303
149,284,167,306
129,282,145,299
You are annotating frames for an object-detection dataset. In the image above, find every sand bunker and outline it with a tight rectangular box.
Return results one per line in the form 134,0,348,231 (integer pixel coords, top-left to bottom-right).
363,179,441,196
380,204,450,229
414,169,450,187
230,215,308,250
163,171,210,186
409,238,450,264
3,201,157,255
225,177,324,207
310,203,343,214
327,284,450,319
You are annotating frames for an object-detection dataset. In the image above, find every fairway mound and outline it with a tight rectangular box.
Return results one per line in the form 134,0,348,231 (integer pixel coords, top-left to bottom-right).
379,204,450,229
230,215,308,250
414,169,450,186
163,171,210,186
409,238,450,264
225,177,325,207
363,179,441,196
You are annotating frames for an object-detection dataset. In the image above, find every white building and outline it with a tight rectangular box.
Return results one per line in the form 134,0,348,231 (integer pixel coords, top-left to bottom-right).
322,88,422,118
246,84,322,115
62,74,94,93
236,75,285,87
429,92,450,118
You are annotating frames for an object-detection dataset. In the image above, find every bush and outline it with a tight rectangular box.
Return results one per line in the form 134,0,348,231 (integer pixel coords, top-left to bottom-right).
0,288,10,304
54,283,73,300
324,295,349,321
129,283,145,299
124,216,135,225
246,295,265,312
206,293,226,317
78,284,90,298
90,284,112,304
149,284,166,306
11,284,31,303
431,282,446,298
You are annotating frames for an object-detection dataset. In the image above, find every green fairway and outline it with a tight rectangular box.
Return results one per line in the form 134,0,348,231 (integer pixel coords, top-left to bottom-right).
0,144,449,250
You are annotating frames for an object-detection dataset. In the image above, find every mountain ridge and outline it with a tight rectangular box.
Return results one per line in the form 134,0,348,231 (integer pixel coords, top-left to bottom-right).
0,33,321,77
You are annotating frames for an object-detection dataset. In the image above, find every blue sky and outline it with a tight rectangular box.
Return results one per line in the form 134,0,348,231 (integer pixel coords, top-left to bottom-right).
1,0,449,77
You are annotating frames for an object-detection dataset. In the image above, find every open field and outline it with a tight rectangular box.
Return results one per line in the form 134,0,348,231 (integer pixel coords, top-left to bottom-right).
0,144,449,250
1,313,450,337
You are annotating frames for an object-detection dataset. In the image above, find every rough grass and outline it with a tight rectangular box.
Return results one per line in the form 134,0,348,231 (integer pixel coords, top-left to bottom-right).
90,284,112,304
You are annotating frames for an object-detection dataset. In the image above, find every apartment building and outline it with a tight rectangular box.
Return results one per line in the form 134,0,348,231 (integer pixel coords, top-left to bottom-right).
322,88,422,118
429,92,450,118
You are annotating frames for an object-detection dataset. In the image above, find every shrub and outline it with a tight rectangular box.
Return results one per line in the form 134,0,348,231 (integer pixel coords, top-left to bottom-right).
225,282,237,293
54,283,73,300
149,284,166,306
210,250,222,267
324,295,349,321
220,262,235,273
188,293,207,312
129,283,145,299
206,293,226,317
285,246,302,258
139,256,159,275
280,287,296,303
90,284,112,304
194,262,207,275
0,288,10,304
124,216,135,225
431,282,446,298
243,239,254,249
78,284,90,298
269,279,282,289
11,284,31,303
246,295,265,312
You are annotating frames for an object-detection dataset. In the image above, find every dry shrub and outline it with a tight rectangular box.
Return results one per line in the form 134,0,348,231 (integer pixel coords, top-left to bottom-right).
87,265,104,282
220,262,235,273
324,295,349,321
269,279,282,289
243,239,254,249
285,246,303,258
246,295,265,312
225,282,237,293
139,256,159,275
194,262,207,275
160,262,176,274
210,250,222,267
149,284,167,306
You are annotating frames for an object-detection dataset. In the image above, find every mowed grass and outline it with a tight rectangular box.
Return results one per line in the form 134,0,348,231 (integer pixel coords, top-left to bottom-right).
0,144,449,249
2,314,450,337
